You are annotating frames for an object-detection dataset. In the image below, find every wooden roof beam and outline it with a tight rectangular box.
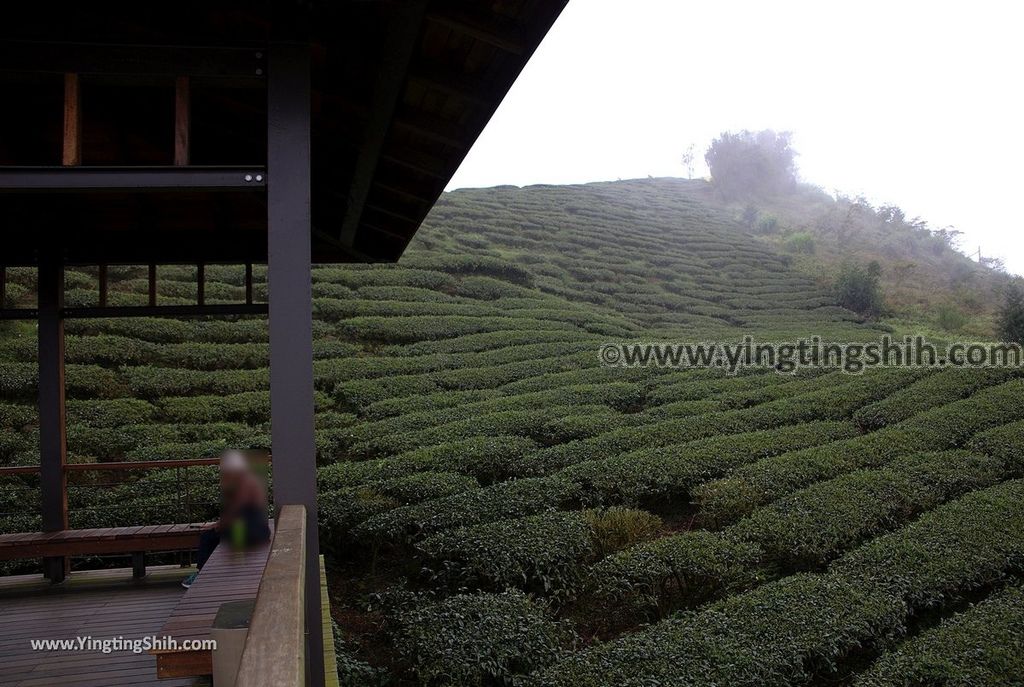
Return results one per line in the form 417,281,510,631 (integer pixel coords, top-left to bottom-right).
393,109,470,149
407,62,489,106
427,6,527,55
338,1,429,248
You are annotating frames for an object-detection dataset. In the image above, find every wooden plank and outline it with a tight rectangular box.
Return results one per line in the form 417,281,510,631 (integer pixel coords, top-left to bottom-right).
0,528,204,560
62,73,80,166
0,571,191,686
157,649,212,678
320,556,340,687
236,506,306,687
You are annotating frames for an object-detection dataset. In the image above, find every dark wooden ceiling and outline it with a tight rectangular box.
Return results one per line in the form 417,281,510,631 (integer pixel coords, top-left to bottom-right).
0,1,568,265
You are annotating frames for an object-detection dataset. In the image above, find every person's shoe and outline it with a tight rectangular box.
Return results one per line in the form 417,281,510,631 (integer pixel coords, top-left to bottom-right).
181,572,198,589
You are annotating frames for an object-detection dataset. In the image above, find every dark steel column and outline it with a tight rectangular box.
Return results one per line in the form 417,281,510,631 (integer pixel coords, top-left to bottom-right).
267,41,325,686
38,251,68,582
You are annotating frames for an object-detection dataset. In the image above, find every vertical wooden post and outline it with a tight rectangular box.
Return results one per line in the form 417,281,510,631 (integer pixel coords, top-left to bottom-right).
62,74,80,166
38,251,68,582
174,76,190,166
267,41,325,687
196,264,205,306
98,265,107,307
245,262,254,305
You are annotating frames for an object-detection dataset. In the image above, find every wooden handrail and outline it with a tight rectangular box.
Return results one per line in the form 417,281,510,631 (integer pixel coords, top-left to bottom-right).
0,453,271,476
236,504,306,687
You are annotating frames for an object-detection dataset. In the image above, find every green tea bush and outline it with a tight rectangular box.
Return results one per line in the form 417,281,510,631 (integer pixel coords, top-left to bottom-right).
535,573,901,687
390,590,574,686
64,335,157,367
854,584,1024,686
555,421,859,504
313,266,454,291
419,510,596,593
0,402,35,430
537,479,1024,687
402,254,535,286
834,479,1024,607
697,379,1024,524
389,436,540,484
362,389,499,420
125,367,269,398
157,391,329,425
353,477,583,544
733,451,1004,570
453,275,538,300
65,317,269,344
419,507,661,595
344,383,638,447
534,370,915,473
968,418,1024,464
319,472,477,549
385,329,594,357
314,298,499,322
348,405,610,458
66,398,156,428
592,531,763,617
152,342,269,370
853,367,1019,430
338,315,575,345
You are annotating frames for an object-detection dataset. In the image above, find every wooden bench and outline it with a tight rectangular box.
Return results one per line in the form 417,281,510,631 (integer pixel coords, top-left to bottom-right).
0,523,213,581
152,523,273,679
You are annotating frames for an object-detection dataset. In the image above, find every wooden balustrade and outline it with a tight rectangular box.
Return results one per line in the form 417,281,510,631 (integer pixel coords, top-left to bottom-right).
236,504,307,687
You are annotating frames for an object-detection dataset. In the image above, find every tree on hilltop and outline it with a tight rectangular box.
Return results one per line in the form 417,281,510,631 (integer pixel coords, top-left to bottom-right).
705,129,797,199
996,280,1024,343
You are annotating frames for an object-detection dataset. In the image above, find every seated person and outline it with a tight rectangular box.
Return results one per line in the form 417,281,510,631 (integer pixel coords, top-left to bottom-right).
182,450,270,588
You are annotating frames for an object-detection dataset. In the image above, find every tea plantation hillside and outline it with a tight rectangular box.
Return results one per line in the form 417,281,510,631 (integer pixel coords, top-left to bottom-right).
2,178,1023,685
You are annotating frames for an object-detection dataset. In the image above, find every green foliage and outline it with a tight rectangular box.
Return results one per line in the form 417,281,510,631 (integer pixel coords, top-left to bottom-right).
319,472,477,550
593,531,763,617
332,622,386,687
852,367,1019,430
353,477,583,544
936,303,969,332
389,590,574,686
782,231,815,254
419,510,596,593
705,129,797,199
537,480,1024,687
536,573,901,687
834,262,883,317
583,507,663,558
855,585,1024,686
733,451,1005,570
996,280,1024,343
696,378,1024,525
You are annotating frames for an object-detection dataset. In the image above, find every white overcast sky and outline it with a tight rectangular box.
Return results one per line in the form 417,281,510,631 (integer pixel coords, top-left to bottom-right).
447,0,1024,275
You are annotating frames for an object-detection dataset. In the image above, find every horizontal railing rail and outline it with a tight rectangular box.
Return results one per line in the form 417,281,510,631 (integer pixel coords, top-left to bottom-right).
236,504,307,687
0,453,271,475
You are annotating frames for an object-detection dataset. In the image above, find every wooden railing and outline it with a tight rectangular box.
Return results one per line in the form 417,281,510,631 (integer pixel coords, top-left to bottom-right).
236,504,307,687
0,454,271,476
0,453,272,530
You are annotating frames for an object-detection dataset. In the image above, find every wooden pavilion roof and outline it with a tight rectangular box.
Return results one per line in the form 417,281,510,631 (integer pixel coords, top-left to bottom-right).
0,1,567,265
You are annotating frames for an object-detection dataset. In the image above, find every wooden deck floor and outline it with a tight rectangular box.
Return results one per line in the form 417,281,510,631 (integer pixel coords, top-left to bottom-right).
0,566,197,687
